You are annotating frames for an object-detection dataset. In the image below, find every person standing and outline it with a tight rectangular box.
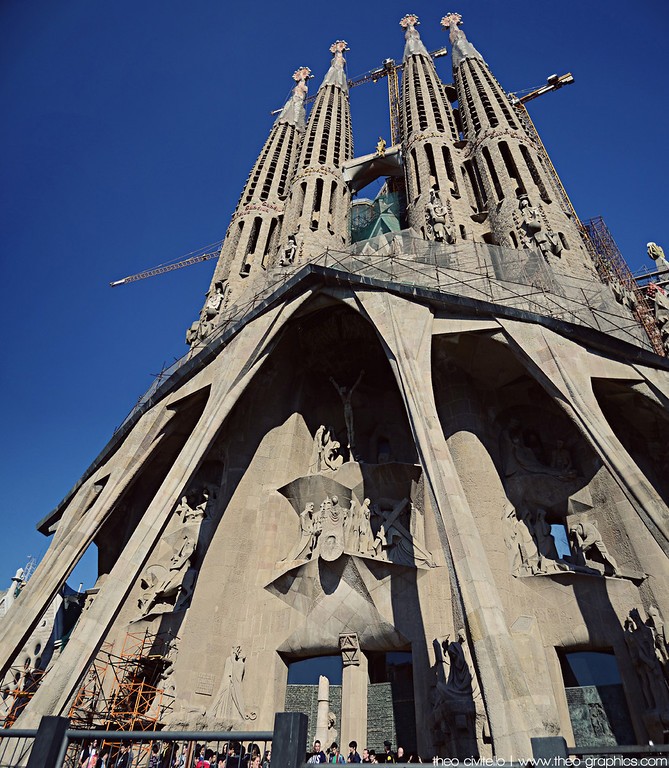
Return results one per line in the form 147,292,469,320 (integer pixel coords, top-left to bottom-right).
382,741,395,763
347,742,361,763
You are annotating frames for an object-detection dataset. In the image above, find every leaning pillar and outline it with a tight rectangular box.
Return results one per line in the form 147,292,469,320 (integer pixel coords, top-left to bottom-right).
339,633,367,751
315,675,331,747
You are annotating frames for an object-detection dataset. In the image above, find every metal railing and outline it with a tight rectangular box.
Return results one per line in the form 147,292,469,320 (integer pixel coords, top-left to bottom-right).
0,712,307,768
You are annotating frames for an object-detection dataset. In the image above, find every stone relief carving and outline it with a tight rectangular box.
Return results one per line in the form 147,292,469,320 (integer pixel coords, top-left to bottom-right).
518,195,562,260
329,370,364,459
133,486,215,622
504,501,624,579
426,188,455,244
210,645,256,724
283,492,433,568
339,633,360,667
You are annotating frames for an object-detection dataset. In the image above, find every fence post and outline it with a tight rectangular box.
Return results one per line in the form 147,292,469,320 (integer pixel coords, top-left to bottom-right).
272,711,308,768
531,736,569,766
26,715,70,768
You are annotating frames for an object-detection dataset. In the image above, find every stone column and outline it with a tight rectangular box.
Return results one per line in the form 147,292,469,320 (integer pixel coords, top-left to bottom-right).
315,675,331,747
339,633,367,750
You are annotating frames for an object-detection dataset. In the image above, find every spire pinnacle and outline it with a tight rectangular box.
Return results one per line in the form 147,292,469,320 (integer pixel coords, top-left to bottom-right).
441,12,485,68
276,67,312,131
320,40,349,91
399,14,430,60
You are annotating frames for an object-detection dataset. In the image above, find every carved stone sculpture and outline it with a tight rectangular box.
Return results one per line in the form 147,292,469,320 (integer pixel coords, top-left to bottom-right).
646,606,669,684
533,508,561,572
506,506,540,576
518,195,562,260
431,634,477,758
285,502,316,561
329,371,364,458
624,609,669,712
569,521,618,575
375,137,387,157
204,281,227,320
319,496,346,561
648,242,669,273
339,633,360,667
280,235,298,266
357,498,374,555
211,645,249,723
550,440,573,473
426,188,455,244
309,425,344,473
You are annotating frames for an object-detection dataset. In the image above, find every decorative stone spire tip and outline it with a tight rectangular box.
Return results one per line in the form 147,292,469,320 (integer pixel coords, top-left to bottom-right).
399,14,420,29
441,12,462,29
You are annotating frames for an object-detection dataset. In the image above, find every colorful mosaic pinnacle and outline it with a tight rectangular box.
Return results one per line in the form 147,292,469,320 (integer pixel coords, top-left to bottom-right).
441,12,463,28
292,67,311,83
399,14,420,29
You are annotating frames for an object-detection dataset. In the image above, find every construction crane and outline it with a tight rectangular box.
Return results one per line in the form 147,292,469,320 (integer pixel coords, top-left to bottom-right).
109,240,224,287
111,72,572,288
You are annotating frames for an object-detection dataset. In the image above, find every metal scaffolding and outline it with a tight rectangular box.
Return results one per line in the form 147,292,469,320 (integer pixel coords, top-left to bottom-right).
583,216,664,356
67,631,176,766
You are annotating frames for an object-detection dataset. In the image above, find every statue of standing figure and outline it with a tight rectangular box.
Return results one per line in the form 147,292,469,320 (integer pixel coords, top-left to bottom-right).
518,195,562,260
211,646,248,723
330,371,364,459
426,188,455,244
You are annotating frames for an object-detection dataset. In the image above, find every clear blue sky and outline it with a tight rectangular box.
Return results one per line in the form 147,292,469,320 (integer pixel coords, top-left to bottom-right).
2,0,668,590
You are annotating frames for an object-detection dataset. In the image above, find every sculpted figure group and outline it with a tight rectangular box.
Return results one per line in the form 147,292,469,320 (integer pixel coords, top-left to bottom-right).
135,485,216,621
286,493,432,568
506,504,619,578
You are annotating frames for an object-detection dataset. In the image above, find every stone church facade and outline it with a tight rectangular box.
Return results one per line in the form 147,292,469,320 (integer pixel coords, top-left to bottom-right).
2,13,669,760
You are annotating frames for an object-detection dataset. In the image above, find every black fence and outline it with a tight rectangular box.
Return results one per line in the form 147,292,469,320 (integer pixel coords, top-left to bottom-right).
0,712,307,768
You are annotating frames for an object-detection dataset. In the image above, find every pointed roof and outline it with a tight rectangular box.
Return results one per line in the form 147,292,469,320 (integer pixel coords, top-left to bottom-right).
320,40,349,92
276,67,312,132
441,12,485,68
399,14,430,61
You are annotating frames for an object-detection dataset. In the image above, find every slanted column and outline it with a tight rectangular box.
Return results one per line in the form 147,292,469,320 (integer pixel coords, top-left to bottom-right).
339,633,367,750
315,674,331,747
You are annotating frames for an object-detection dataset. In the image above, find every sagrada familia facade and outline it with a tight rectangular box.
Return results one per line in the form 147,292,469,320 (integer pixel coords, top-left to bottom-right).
3,13,669,759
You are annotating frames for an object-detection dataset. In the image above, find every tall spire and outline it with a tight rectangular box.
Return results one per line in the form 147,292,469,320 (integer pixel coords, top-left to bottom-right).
280,40,354,263
442,12,598,280
398,13,469,243
400,14,430,60
187,68,312,346
321,40,349,92
441,12,485,68
276,66,312,131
